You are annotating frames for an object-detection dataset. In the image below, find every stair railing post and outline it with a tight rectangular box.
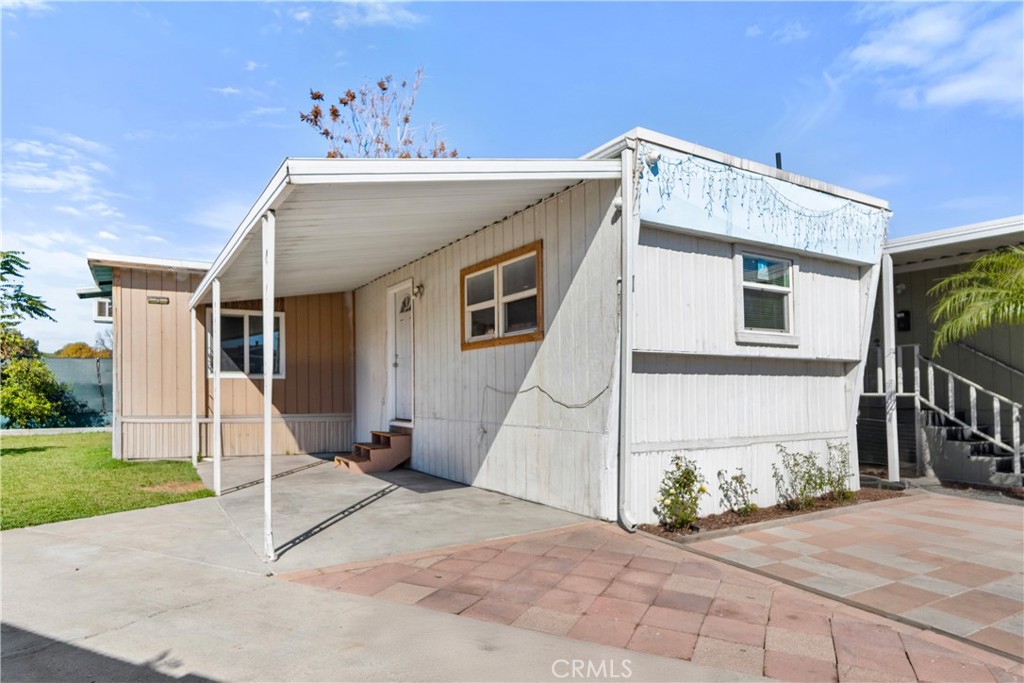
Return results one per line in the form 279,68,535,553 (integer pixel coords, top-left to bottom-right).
948,371,955,418
927,363,935,405
1013,405,1021,478
897,346,904,394
969,386,977,431
876,346,883,393
992,396,1001,444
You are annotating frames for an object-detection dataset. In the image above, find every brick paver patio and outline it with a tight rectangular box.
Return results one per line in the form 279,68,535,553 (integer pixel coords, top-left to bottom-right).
280,519,1023,682
689,492,1024,660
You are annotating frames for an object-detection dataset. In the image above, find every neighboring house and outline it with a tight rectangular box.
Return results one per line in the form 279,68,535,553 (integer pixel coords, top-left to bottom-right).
859,216,1023,487
79,128,893,555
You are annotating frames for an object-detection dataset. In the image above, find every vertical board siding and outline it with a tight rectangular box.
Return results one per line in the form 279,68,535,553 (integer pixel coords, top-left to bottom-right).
355,179,622,519
121,415,353,460
629,226,869,522
115,269,355,459
634,227,862,360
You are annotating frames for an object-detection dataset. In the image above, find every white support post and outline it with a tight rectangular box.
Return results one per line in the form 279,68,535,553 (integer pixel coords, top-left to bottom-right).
1012,406,1021,478
212,278,222,496
262,211,277,562
912,345,929,476
190,306,198,467
881,254,900,482
993,397,1001,444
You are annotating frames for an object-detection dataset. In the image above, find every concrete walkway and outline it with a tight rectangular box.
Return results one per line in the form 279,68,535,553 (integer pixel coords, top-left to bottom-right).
1,458,754,682
282,518,1023,682
689,492,1024,659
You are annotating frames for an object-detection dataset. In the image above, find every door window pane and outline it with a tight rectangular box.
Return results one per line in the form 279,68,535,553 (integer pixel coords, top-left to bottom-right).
502,255,536,296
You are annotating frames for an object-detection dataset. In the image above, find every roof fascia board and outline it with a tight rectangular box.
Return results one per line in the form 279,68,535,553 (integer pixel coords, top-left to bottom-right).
86,254,211,272
884,215,1024,255
285,158,621,182
189,160,291,309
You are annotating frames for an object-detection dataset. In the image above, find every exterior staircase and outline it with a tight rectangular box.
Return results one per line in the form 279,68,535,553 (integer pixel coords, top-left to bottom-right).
863,344,1022,488
920,409,1021,488
334,430,411,474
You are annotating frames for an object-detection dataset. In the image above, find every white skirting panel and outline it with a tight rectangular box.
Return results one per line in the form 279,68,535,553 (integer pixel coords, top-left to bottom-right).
628,435,860,524
120,414,353,460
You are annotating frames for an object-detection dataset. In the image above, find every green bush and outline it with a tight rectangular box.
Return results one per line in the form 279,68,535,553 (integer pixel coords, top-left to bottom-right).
772,442,854,510
717,468,758,516
655,455,708,531
0,358,84,428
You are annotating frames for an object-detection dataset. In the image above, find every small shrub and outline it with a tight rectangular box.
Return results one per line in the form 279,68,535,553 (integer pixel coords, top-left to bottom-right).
717,468,758,516
771,445,828,510
824,441,854,502
655,455,708,531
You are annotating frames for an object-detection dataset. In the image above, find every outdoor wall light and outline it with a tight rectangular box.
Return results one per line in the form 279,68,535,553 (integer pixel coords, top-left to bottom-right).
412,284,424,299
147,296,170,305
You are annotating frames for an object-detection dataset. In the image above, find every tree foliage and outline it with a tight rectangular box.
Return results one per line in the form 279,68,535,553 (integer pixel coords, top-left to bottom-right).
1,251,54,330
929,246,1024,356
53,341,111,359
0,358,83,428
300,67,457,159
1,328,40,366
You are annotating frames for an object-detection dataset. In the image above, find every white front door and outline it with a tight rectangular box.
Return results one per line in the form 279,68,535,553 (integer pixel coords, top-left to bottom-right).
392,286,413,421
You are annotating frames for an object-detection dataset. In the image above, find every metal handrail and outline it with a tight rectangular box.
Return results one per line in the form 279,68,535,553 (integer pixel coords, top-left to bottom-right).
864,343,1021,477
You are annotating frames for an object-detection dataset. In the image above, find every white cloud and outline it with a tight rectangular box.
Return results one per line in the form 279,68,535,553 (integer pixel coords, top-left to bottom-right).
97,230,119,241
289,7,312,24
848,5,1023,112
773,22,810,44
2,0,53,17
333,2,424,29
143,235,169,243
55,205,85,217
244,60,266,71
210,86,243,96
60,133,108,154
745,25,762,38
123,129,155,141
85,201,124,218
247,106,284,116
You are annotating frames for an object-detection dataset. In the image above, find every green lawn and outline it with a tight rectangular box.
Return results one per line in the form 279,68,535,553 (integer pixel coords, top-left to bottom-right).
1,432,213,530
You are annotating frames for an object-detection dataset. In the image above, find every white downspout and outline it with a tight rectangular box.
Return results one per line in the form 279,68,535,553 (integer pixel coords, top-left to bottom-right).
262,211,277,562
618,142,638,531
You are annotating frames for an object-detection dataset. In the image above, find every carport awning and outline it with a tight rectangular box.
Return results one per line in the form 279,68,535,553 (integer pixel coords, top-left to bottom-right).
190,158,622,306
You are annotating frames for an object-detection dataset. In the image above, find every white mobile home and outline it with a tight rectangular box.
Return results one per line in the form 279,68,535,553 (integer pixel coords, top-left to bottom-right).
81,128,891,557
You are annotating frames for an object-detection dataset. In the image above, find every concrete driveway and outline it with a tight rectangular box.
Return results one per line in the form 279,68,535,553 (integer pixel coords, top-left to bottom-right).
1,456,754,682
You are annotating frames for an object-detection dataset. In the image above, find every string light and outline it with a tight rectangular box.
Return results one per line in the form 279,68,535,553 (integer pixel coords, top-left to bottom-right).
636,143,891,257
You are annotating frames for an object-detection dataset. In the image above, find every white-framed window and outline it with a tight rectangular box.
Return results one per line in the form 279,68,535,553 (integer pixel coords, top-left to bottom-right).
461,241,543,350
734,249,799,346
93,298,113,323
206,309,285,378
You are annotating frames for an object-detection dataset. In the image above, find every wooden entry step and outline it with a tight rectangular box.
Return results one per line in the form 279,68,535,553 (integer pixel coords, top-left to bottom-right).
334,431,411,474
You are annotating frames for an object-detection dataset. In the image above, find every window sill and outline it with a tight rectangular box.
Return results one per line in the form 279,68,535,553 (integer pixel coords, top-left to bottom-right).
735,331,800,347
462,330,543,351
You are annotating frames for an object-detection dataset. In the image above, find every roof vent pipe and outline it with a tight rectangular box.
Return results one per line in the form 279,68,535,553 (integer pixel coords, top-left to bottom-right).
775,152,783,170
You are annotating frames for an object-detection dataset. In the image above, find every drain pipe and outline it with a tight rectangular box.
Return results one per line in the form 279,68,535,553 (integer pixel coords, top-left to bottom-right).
617,141,638,533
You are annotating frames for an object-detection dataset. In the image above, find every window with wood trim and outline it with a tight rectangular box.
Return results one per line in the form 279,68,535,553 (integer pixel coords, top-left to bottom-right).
461,241,543,350
206,309,285,378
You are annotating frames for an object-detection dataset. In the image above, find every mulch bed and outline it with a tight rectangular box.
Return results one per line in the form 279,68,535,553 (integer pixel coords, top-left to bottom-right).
639,488,904,540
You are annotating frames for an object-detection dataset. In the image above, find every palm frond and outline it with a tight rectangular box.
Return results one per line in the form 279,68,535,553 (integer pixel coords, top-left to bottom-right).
928,246,1024,355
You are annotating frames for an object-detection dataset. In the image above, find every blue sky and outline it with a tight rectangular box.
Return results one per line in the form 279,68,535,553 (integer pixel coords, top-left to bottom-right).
3,1,1022,351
